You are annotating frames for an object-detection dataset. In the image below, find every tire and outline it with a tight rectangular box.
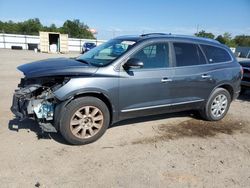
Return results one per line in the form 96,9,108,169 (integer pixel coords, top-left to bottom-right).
60,97,110,145
200,88,231,121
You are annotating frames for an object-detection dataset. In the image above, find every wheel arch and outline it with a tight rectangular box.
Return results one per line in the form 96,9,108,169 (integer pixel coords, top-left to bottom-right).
72,91,113,123
200,83,233,121
211,83,234,101
217,84,234,100
54,91,115,131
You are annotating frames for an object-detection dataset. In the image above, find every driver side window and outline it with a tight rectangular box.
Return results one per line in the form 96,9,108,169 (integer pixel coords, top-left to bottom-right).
131,42,169,69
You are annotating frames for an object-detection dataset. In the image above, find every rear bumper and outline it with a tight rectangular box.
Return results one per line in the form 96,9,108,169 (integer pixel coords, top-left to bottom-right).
241,81,250,88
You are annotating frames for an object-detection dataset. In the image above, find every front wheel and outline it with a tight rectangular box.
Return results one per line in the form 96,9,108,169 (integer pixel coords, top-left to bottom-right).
200,88,231,121
60,97,110,145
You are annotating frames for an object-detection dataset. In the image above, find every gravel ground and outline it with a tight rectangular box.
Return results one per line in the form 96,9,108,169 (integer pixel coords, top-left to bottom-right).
0,49,250,188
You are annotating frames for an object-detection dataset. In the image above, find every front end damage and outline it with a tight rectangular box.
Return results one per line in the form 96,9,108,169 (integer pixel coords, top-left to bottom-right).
11,77,69,132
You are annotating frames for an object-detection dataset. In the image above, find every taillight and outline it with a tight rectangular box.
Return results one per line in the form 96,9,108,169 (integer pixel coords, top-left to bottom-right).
240,66,244,79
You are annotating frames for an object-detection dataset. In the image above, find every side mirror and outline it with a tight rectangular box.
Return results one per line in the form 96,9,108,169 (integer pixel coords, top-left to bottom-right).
123,58,144,70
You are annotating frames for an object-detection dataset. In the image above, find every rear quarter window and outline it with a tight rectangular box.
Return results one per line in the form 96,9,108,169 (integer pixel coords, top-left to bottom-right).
201,45,232,63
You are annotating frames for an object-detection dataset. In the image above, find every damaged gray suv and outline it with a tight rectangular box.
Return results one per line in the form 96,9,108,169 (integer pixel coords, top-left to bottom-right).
11,33,242,145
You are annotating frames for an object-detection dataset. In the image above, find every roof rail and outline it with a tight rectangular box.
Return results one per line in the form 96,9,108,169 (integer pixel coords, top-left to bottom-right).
171,34,220,44
139,33,220,44
191,36,220,44
140,33,170,37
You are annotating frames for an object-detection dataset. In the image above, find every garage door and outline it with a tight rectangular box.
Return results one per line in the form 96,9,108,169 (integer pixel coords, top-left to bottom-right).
60,34,68,53
39,31,49,53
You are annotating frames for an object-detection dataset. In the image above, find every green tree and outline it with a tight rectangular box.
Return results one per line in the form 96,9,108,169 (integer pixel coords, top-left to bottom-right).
19,18,42,35
234,35,250,47
0,18,95,38
0,20,20,34
216,35,226,44
194,30,215,39
60,19,95,39
223,32,236,47
41,24,59,32
49,24,58,32
215,32,236,47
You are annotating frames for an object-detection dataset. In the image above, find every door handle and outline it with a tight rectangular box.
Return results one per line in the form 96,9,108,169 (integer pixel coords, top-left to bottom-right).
201,74,211,79
161,78,172,83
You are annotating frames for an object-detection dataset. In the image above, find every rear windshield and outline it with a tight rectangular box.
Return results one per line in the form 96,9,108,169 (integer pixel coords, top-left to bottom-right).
201,45,232,63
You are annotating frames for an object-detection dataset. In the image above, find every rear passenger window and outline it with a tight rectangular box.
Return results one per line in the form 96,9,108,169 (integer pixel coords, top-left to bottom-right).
173,43,206,67
201,45,231,63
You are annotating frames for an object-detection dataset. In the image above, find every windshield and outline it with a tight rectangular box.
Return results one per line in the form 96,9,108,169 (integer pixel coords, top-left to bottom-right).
77,39,136,66
85,43,95,48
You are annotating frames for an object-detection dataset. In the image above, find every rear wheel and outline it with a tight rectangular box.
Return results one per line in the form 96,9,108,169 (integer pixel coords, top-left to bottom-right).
60,97,110,145
200,88,231,121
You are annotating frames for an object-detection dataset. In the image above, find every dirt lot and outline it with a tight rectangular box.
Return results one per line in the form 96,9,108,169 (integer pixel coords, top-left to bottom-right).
0,49,250,188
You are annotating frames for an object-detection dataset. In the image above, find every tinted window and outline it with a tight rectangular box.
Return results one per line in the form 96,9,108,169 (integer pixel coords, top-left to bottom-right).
132,43,169,69
77,39,136,66
173,43,207,67
201,45,231,63
85,43,95,47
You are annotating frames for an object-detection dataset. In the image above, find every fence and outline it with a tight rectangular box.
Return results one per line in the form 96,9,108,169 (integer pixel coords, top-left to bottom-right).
0,33,106,52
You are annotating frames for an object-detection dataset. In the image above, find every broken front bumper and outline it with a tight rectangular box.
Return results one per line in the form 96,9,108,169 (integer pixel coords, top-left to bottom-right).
11,89,32,120
10,85,57,132
11,84,41,119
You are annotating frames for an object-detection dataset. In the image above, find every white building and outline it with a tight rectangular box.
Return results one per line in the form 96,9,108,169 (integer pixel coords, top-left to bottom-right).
0,32,105,53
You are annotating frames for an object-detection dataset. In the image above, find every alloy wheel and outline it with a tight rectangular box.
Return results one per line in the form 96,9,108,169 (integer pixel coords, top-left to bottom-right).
210,94,228,118
70,106,104,139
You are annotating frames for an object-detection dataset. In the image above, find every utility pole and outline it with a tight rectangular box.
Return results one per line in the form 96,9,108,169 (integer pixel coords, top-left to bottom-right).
2,30,6,49
24,33,27,50
95,33,98,46
196,24,200,34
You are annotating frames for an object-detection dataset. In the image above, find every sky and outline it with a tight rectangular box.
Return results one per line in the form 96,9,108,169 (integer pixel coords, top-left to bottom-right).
0,0,250,39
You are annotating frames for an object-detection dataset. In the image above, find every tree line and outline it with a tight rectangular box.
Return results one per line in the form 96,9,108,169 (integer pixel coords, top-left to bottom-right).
0,18,250,47
195,30,250,47
0,18,95,39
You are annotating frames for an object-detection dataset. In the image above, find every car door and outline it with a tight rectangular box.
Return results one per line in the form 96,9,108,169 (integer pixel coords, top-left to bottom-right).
118,42,174,120
170,42,215,108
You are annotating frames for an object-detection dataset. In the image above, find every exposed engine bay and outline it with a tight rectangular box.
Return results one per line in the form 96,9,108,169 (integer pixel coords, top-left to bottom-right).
11,76,70,132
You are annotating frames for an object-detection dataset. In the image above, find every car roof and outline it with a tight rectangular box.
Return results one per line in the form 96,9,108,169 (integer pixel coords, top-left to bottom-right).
114,33,222,47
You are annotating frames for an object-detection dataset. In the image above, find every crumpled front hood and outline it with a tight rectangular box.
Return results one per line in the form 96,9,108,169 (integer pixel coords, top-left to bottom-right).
18,58,98,78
